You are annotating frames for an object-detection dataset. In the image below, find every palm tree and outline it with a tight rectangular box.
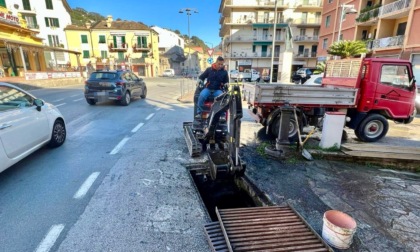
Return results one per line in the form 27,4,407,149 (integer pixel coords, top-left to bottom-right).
313,62,325,74
327,40,368,59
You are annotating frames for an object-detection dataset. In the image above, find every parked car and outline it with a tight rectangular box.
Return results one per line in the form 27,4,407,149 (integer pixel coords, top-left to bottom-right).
292,68,313,84
162,69,175,77
0,83,66,173
84,70,147,106
229,70,239,80
302,73,323,86
416,87,420,112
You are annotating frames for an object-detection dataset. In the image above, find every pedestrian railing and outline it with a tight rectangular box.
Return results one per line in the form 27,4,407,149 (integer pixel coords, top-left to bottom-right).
179,77,197,99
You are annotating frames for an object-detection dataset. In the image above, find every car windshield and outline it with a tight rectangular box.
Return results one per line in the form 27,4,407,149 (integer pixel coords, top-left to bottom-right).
90,72,118,80
314,77,322,84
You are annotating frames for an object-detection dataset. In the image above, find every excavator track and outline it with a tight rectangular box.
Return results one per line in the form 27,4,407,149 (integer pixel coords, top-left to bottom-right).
183,122,201,157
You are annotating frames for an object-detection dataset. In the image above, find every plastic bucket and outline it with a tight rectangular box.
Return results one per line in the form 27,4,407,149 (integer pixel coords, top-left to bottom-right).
322,210,357,249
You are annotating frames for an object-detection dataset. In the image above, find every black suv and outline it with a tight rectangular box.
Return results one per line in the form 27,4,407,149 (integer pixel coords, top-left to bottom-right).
84,70,147,106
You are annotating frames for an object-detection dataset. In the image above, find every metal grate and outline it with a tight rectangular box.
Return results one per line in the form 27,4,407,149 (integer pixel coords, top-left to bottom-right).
204,206,333,252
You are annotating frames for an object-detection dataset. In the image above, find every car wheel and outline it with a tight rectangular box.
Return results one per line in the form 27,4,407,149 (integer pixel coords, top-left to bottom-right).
140,86,147,99
356,114,389,142
48,119,66,148
270,114,300,142
120,92,131,106
86,98,96,105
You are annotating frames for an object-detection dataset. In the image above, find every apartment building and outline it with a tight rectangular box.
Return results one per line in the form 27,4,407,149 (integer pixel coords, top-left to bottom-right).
65,16,160,77
318,0,420,79
219,0,322,81
4,0,73,67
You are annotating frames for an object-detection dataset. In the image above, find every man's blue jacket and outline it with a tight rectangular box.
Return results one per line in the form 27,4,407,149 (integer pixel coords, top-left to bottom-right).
199,64,229,90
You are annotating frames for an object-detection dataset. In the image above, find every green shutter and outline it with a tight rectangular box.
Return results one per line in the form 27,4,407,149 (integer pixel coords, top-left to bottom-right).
118,52,124,60
0,0,5,7
113,36,117,48
101,51,107,58
142,37,147,48
83,50,90,58
48,35,53,46
45,17,49,27
99,35,106,43
122,36,126,44
137,37,141,47
81,35,88,44
142,52,148,58
46,0,53,9
23,0,31,10
54,18,59,28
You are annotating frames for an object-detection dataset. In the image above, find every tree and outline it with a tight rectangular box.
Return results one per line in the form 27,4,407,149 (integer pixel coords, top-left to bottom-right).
327,40,368,59
313,62,325,74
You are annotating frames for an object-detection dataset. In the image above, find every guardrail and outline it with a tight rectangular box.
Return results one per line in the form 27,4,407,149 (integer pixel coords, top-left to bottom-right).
179,78,197,99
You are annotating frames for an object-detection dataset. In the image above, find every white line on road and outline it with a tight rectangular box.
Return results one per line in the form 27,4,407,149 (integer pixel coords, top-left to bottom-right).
35,224,65,252
52,98,64,102
155,107,161,111
70,94,79,97
54,103,66,107
73,172,100,199
131,122,144,133
110,137,130,155
145,113,155,120
73,98,84,102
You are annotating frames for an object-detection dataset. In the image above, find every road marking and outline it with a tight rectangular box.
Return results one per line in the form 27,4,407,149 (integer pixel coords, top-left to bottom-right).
52,98,64,102
145,113,155,120
35,224,65,252
131,122,144,133
73,172,100,199
155,107,161,111
73,98,84,102
55,103,66,107
110,137,130,155
70,94,79,97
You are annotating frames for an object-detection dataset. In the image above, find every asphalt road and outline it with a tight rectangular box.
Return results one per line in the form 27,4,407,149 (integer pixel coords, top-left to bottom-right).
0,77,198,252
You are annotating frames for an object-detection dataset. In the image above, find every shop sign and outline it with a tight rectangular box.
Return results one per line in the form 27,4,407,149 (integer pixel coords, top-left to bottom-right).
0,11,20,25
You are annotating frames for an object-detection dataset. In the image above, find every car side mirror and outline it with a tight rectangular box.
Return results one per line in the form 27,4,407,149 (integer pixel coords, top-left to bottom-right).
34,98,44,111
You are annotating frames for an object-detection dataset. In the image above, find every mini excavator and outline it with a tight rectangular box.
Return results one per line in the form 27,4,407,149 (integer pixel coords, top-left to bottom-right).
183,83,246,181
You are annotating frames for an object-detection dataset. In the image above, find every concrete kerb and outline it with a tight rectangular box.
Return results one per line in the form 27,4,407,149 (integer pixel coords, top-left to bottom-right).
1,77,85,90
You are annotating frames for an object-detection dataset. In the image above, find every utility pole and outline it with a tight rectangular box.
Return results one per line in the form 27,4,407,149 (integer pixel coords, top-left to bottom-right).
179,8,198,76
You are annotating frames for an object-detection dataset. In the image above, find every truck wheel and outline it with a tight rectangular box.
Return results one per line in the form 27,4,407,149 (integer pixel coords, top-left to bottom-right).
356,114,389,142
270,116,300,142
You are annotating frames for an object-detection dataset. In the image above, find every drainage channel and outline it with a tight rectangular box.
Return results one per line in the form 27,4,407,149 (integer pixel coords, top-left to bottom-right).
187,165,333,252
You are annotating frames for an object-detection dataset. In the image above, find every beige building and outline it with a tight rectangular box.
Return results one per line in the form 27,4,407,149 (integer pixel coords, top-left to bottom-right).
219,0,322,81
318,0,420,79
65,16,159,77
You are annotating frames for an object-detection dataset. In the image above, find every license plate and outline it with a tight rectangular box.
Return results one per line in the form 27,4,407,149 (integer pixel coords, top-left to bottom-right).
99,82,111,87
96,91,107,96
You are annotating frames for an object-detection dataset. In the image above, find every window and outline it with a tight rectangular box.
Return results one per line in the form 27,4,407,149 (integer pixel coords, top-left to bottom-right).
362,30,368,40
0,86,34,111
118,52,124,60
83,50,90,59
136,36,148,48
100,50,107,59
397,22,407,36
45,0,53,9
328,0,333,3
142,52,148,58
47,35,59,47
252,45,256,53
23,0,31,10
322,38,328,49
45,17,60,28
23,15,38,29
380,65,410,89
113,36,126,48
98,35,106,44
325,16,331,28
81,35,88,44
0,0,5,8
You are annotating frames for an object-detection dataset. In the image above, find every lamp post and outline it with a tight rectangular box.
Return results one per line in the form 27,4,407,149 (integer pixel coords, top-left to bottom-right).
179,8,198,76
337,4,358,42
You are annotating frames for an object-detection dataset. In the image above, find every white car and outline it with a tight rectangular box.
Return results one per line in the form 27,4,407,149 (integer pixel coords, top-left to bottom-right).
302,73,323,86
0,83,66,173
162,69,175,77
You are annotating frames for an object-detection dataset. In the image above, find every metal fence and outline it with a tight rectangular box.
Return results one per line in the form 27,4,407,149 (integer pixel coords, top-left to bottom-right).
179,77,198,99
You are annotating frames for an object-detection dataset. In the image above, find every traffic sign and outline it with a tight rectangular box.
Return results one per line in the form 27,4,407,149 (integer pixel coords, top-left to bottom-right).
207,49,214,56
207,57,214,64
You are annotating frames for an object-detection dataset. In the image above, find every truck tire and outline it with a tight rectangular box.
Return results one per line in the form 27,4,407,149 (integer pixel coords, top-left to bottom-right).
355,114,389,142
270,115,300,142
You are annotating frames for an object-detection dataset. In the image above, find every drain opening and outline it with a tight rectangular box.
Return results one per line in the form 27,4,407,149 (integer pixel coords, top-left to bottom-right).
189,170,256,221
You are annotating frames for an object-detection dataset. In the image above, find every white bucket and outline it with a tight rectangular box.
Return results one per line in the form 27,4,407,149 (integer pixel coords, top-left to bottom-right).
322,210,357,249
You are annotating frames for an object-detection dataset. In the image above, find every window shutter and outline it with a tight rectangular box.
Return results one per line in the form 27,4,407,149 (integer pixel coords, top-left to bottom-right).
81,35,88,43
23,0,31,10
142,37,147,48
113,36,117,48
0,0,5,7
122,36,126,44
54,18,60,28
137,37,141,47
48,35,53,46
45,17,49,27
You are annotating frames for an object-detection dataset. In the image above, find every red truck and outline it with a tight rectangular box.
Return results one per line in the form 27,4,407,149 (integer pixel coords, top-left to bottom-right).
242,58,417,142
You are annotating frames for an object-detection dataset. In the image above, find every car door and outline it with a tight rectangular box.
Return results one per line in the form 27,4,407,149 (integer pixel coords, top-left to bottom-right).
0,86,49,159
130,72,142,96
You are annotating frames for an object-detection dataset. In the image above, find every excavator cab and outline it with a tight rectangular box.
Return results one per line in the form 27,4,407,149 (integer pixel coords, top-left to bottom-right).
183,83,246,180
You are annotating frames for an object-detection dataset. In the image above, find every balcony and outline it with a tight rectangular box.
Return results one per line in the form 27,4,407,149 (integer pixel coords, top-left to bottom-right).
367,35,404,50
108,43,128,52
132,43,151,53
294,35,319,42
26,23,39,30
292,18,321,27
228,51,273,58
293,0,323,11
294,52,317,58
221,0,288,16
357,0,411,24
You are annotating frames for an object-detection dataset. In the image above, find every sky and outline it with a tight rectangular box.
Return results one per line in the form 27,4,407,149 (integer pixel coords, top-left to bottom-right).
66,0,222,48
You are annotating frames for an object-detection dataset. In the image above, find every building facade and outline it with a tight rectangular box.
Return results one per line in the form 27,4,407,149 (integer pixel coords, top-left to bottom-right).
65,16,160,77
219,0,322,81
318,0,420,79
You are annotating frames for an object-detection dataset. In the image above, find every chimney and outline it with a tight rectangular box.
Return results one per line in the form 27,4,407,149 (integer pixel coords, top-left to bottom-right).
86,22,91,29
106,15,113,28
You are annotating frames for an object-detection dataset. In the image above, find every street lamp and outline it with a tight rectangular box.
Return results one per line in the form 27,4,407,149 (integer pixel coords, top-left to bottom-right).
179,8,198,75
337,4,358,42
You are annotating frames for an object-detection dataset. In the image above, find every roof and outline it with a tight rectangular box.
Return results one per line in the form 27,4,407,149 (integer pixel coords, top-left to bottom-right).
92,20,150,31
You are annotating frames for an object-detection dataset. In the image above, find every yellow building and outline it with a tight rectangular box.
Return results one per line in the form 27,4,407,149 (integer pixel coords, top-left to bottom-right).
65,15,160,77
